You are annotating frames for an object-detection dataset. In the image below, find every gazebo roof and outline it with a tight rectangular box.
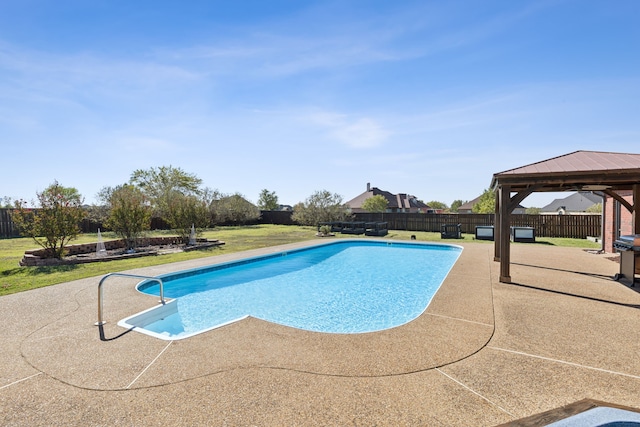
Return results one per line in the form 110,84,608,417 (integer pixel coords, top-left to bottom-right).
491,150,640,192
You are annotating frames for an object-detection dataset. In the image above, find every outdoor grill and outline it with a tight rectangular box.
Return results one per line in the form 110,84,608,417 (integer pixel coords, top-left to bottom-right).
614,234,640,251
614,234,640,286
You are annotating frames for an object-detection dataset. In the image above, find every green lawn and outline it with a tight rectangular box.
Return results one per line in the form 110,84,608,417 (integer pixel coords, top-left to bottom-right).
0,225,601,297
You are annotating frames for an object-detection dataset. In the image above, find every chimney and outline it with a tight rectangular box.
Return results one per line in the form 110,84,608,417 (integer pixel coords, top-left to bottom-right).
367,182,371,192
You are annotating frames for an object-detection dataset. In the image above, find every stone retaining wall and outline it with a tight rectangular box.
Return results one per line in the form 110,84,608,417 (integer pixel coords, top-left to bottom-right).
20,236,215,266
24,236,186,258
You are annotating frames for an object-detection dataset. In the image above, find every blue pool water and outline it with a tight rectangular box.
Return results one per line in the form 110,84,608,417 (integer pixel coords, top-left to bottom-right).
119,240,462,339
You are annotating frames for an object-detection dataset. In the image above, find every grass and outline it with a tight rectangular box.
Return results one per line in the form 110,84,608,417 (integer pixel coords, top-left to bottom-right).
0,225,602,297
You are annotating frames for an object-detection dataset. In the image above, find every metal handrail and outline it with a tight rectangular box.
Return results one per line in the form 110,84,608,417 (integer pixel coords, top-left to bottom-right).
95,273,165,326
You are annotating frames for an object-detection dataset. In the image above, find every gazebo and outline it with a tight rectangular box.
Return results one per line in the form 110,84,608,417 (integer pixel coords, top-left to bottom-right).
491,150,640,283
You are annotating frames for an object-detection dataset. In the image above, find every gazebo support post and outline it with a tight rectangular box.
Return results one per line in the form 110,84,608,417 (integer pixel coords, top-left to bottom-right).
634,184,640,235
494,189,501,262
499,184,512,283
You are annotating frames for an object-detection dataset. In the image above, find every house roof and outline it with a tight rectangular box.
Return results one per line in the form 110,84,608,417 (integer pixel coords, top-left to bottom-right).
540,191,602,213
491,150,640,192
346,185,430,210
458,196,481,211
459,194,525,211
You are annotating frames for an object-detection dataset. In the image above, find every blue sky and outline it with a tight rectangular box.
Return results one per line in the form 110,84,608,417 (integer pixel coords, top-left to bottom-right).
1,0,638,208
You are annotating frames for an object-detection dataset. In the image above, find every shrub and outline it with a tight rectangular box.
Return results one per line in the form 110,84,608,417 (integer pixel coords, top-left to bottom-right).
319,225,332,235
166,193,212,243
104,184,152,250
212,193,260,225
11,181,85,259
292,190,351,226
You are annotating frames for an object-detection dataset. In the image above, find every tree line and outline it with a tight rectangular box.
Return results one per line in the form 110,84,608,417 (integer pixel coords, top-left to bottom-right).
6,166,359,259
10,166,266,258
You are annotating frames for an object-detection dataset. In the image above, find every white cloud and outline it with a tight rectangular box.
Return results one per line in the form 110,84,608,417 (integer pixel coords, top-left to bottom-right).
331,118,389,149
0,41,200,102
305,111,390,149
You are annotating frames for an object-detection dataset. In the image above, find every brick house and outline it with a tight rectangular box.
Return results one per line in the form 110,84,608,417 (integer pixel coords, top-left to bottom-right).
346,183,433,213
603,190,634,253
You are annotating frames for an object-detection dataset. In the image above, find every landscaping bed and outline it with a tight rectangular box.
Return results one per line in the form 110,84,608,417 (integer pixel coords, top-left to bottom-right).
20,237,225,266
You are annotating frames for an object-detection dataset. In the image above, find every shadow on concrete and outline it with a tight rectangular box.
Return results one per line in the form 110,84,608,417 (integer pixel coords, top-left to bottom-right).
505,281,640,310
512,262,614,280
98,324,135,342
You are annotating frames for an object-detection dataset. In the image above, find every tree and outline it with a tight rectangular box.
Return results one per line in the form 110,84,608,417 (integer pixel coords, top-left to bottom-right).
212,193,261,225
450,199,465,213
86,189,111,227
130,166,202,218
165,193,212,243
104,184,152,250
525,207,541,215
586,203,602,213
257,189,279,210
11,181,85,259
200,186,223,219
1,196,13,208
292,190,351,226
427,201,448,211
472,189,496,214
361,195,388,212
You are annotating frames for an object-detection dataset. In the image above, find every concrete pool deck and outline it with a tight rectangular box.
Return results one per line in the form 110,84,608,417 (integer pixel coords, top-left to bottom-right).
1,240,639,425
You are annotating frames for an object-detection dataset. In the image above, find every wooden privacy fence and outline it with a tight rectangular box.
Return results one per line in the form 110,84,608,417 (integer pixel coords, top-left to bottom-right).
354,213,491,234
0,208,601,239
353,213,601,239
0,209,20,238
520,214,601,239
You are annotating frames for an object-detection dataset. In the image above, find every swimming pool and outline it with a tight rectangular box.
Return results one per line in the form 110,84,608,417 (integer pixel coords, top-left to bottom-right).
118,240,462,339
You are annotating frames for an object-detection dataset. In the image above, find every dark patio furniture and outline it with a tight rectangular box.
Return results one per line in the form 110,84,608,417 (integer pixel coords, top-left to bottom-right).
441,224,462,239
341,221,365,235
365,222,388,236
318,222,344,233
